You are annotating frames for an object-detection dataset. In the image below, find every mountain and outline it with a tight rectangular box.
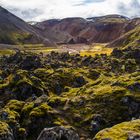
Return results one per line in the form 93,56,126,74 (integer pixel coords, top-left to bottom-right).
0,6,54,46
0,5,140,48
1,6,139,47
108,18,140,48
35,15,135,44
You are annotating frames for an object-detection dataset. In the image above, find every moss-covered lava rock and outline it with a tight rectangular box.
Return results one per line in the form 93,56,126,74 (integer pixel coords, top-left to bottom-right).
0,121,14,140
93,119,140,140
0,47,140,139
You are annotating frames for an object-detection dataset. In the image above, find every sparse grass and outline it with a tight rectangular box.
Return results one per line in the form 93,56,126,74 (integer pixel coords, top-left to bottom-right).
98,17,127,23
0,43,113,56
31,48,59,54
0,44,59,55
80,43,113,56
22,44,58,52
0,49,15,55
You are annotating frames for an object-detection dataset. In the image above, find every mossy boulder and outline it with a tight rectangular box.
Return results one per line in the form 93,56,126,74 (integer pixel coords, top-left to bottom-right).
6,70,46,100
111,48,123,58
29,103,52,119
34,68,54,80
93,119,140,140
2,100,24,126
124,59,137,73
25,103,65,139
0,121,14,140
5,100,24,112
48,96,67,107
88,70,101,80
17,127,27,140
43,68,87,94
20,54,42,70
21,102,35,117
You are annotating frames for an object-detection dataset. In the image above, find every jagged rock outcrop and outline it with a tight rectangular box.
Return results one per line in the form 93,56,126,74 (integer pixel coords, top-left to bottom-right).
37,126,80,140
108,18,140,48
109,26,140,48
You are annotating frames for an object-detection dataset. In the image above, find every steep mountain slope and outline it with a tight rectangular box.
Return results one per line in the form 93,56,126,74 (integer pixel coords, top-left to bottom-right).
35,15,134,44
108,18,140,48
0,6,54,46
35,18,85,44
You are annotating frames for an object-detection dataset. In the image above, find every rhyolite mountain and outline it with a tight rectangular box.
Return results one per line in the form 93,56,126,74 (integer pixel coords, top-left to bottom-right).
1,5,140,47
0,6,54,46
108,18,140,48
35,15,140,45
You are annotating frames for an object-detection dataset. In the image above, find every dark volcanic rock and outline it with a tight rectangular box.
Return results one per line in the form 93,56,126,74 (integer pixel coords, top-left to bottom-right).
128,82,140,92
111,48,123,58
73,76,86,87
127,134,140,140
20,55,42,70
37,126,80,140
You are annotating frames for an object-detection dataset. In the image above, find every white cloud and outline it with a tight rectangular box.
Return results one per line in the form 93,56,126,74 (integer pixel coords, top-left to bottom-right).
0,0,140,21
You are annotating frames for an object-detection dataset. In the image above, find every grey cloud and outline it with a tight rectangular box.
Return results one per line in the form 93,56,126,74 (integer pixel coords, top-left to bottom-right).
74,0,105,6
21,9,43,19
117,0,140,17
8,7,43,21
1,0,140,21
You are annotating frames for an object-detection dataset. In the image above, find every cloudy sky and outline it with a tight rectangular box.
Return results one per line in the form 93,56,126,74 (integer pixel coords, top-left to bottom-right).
0,0,140,21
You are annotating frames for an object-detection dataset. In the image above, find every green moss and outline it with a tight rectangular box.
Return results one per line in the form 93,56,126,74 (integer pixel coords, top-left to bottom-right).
53,117,67,126
22,102,35,115
94,119,140,140
1,49,140,139
18,128,26,135
1,100,24,125
0,30,34,45
87,69,101,80
3,108,20,124
34,68,54,79
30,76,46,91
29,103,52,118
0,74,13,89
48,96,67,107
112,26,140,48
0,49,14,55
4,70,46,100
5,100,24,112
0,121,10,135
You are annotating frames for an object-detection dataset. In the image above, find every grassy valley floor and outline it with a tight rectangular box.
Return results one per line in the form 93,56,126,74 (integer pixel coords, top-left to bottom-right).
0,43,113,57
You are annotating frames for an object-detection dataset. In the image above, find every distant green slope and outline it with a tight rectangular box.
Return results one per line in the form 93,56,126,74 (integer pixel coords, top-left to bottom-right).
0,30,35,45
0,6,54,46
109,25,140,48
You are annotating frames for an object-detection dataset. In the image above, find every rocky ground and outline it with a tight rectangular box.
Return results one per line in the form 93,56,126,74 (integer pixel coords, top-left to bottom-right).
0,46,140,140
